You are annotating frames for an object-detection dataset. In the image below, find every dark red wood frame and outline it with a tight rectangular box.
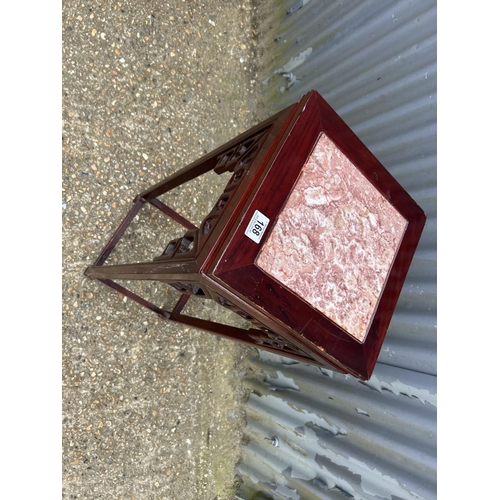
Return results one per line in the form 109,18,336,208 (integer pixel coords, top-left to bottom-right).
85,90,426,380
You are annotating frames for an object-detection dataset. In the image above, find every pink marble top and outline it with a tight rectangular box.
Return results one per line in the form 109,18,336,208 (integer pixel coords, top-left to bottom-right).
256,133,407,342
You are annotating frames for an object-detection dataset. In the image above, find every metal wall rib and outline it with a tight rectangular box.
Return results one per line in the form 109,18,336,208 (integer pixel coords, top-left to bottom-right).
238,1,436,498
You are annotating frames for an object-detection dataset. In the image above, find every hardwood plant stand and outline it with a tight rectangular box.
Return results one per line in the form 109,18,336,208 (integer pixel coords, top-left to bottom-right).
85,90,426,380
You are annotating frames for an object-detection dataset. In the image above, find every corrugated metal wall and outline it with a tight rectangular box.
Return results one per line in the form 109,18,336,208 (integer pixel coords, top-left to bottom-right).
238,1,436,498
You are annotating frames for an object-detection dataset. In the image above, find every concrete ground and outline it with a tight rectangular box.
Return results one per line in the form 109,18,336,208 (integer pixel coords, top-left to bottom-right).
62,1,269,498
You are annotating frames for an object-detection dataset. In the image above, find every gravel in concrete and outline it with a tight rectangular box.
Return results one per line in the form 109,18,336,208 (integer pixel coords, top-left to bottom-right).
62,1,267,498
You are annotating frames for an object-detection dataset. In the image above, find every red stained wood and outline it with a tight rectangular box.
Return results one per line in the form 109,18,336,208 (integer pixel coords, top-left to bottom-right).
86,90,426,380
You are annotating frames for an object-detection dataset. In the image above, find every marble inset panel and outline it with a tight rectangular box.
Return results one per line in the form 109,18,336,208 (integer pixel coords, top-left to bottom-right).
256,133,407,342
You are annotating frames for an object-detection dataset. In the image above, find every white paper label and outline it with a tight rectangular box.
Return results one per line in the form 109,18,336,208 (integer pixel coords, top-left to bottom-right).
244,210,270,244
